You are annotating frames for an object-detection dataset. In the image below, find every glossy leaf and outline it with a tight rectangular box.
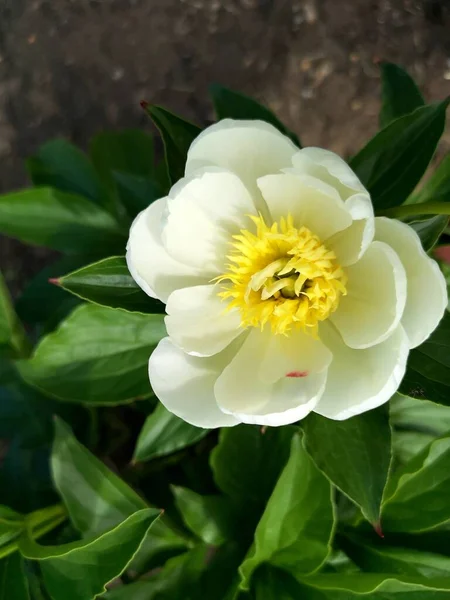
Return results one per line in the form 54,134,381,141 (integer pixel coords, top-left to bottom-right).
113,171,164,218
0,553,30,600
19,509,159,600
409,153,450,205
143,104,201,184
350,100,449,210
210,84,301,146
409,215,448,252
27,139,106,205
400,311,450,407
0,187,125,255
240,434,334,588
19,304,165,404
58,256,163,313
382,431,450,532
0,271,30,359
340,533,450,578
302,407,391,526
379,63,424,128
210,426,294,535
51,418,146,537
172,486,233,546
134,403,208,462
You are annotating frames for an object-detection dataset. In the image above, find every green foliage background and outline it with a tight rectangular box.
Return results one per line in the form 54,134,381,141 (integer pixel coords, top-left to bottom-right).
1,63,450,599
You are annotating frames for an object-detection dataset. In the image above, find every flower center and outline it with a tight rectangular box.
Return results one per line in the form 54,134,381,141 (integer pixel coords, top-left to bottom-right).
217,214,347,335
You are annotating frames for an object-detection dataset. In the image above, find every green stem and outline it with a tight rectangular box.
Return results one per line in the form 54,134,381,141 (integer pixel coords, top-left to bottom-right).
378,201,450,219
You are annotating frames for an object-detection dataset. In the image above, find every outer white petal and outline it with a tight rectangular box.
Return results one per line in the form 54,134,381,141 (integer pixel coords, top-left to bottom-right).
331,241,407,349
165,284,242,357
291,147,366,200
162,168,257,276
126,199,206,303
215,328,332,426
375,217,448,349
315,322,409,420
149,337,241,428
325,192,375,266
257,172,352,240
185,119,298,214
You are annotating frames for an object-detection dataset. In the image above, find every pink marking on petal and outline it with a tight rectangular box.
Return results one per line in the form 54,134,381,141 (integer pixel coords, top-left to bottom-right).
286,370,309,378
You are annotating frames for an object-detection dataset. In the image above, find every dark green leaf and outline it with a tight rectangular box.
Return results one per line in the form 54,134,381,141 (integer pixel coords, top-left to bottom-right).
58,256,163,313
340,532,450,578
0,271,30,359
19,509,159,600
0,188,126,255
172,486,234,546
15,257,84,329
240,434,334,588
134,404,208,462
390,394,450,437
19,304,165,404
302,407,391,526
27,139,106,206
379,63,424,129
400,311,450,407
409,154,450,205
382,431,450,532
143,105,201,184
409,215,448,252
350,100,449,210
113,171,164,219
51,418,146,537
210,84,301,147
0,553,30,600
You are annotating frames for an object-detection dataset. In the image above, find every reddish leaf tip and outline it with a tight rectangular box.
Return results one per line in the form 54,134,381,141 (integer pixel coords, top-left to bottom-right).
374,521,384,538
48,277,61,286
140,100,149,110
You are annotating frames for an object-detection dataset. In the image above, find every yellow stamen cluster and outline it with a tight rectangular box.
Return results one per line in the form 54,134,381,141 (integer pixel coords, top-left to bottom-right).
217,214,347,336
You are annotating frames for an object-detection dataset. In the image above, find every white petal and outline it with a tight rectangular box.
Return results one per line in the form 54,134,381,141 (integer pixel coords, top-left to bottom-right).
291,147,366,200
315,323,409,420
375,217,448,349
331,241,407,349
257,172,352,240
148,337,241,428
326,193,375,266
214,328,332,426
126,199,206,303
162,168,257,276
185,119,298,215
165,284,243,357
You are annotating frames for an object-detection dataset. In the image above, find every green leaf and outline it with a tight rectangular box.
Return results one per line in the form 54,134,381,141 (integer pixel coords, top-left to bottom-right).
19,304,166,404
340,533,450,578
133,403,208,462
409,153,450,205
0,271,30,359
210,84,301,147
379,63,425,128
210,426,294,534
409,215,448,252
143,105,201,184
172,486,234,546
51,418,146,537
240,434,334,589
113,171,164,219
302,407,391,527
19,509,159,600
89,130,154,189
350,100,449,210
400,311,450,407
58,256,163,314
390,394,450,437
0,506,24,549
27,139,106,205
15,257,84,329
382,431,450,532
0,553,30,600
0,188,125,255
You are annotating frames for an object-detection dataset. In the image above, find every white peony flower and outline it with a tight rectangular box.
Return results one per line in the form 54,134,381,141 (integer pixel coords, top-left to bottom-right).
126,120,447,428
